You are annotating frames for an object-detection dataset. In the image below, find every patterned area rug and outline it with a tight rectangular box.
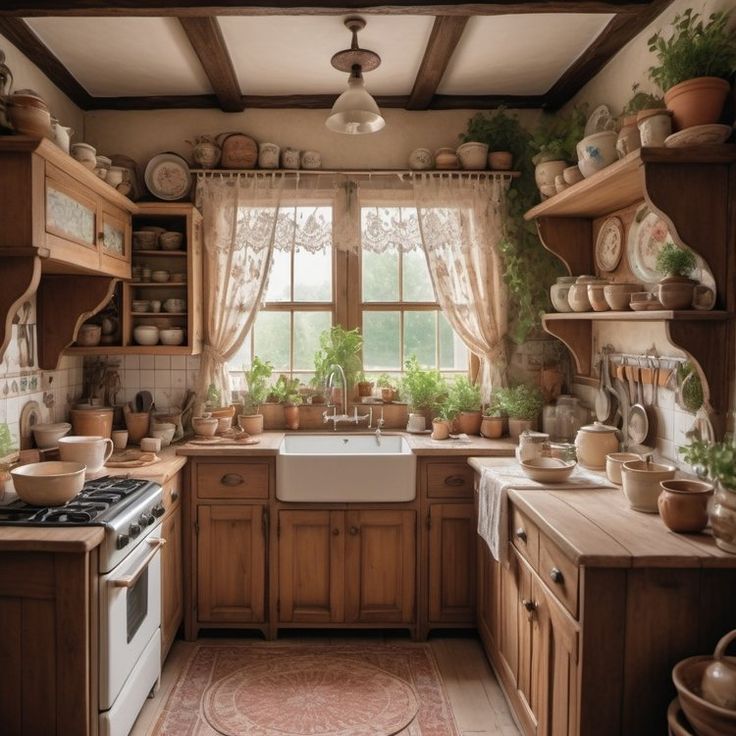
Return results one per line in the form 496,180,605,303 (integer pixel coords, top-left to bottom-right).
153,643,460,736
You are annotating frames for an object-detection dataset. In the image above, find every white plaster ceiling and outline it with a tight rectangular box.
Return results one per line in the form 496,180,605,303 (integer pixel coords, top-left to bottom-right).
24,13,615,98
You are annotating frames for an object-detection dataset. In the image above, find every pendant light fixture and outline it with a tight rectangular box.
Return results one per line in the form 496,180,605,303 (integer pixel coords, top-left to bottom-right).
326,16,385,135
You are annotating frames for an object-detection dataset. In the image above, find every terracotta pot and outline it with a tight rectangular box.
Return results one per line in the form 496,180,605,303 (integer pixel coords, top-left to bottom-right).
381,387,396,402
357,381,374,397
508,418,533,441
456,411,482,435
711,482,736,554
657,277,696,310
657,479,713,533
665,77,730,131
480,416,504,439
431,419,451,440
123,408,151,444
238,414,264,435
70,407,113,439
209,405,236,426
488,151,512,170
284,404,300,431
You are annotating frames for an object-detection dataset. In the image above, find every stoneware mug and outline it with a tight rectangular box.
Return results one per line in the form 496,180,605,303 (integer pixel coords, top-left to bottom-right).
111,429,128,451
58,435,114,473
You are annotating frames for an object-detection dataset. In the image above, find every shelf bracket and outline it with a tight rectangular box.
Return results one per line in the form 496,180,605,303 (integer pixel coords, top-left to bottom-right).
536,217,592,276
542,317,592,377
36,275,118,370
0,255,42,366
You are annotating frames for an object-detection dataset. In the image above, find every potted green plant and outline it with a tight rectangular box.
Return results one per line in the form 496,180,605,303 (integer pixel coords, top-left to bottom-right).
272,375,303,430
480,392,506,439
497,384,544,440
460,107,527,171
204,382,238,428
655,242,697,309
356,372,374,399
313,326,363,405
619,83,665,155
376,373,398,402
446,376,482,435
400,357,447,424
431,402,457,441
680,439,736,552
239,356,273,435
648,8,736,130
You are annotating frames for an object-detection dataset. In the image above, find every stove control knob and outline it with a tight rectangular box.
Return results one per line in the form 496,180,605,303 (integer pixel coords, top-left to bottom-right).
139,512,154,527
152,504,165,518
116,534,130,550
129,522,141,538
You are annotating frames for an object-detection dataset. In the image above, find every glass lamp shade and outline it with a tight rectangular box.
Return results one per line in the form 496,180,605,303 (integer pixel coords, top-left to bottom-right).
325,75,385,135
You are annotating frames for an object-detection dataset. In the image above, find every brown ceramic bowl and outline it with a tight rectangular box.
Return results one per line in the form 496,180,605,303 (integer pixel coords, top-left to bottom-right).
658,479,714,533
673,656,736,736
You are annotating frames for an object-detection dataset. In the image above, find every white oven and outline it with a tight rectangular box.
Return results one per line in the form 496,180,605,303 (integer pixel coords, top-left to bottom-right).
99,520,164,736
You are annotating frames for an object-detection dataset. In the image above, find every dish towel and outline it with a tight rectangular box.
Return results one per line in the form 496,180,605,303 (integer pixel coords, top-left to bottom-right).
477,464,613,563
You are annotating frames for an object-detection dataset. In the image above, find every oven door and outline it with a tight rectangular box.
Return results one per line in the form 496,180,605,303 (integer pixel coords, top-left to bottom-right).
99,523,163,710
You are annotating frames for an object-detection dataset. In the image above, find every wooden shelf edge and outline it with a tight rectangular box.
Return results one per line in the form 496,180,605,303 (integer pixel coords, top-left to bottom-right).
543,310,733,322
65,345,197,356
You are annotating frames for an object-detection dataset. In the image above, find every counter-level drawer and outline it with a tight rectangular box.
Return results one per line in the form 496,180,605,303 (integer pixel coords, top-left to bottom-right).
196,462,270,500
161,471,182,513
539,534,579,617
510,505,539,569
425,462,474,499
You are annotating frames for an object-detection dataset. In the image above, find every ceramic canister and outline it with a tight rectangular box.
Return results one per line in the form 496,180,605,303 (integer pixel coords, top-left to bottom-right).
281,148,301,169
301,150,321,169
258,142,280,169
550,276,576,312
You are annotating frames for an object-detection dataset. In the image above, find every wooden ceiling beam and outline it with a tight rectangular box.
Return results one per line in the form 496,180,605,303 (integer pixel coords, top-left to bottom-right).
0,17,92,108
0,1,655,17
178,16,244,112
407,15,468,110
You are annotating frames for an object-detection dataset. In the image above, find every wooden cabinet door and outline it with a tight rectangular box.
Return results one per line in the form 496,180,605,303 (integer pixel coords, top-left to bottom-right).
160,502,183,660
99,203,131,278
516,551,541,731
197,504,266,623
498,547,521,695
428,503,476,623
278,510,344,623
477,536,500,647
345,510,415,624
533,577,580,736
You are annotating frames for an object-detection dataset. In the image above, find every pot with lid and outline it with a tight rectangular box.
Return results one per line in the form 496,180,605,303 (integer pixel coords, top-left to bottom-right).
574,421,619,469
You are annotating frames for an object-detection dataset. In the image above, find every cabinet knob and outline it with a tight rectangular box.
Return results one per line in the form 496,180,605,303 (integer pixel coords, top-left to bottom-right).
349,526,359,536
221,473,244,486
522,599,536,613
332,528,340,536
170,490,179,502
515,528,527,543
97,232,104,241
550,567,564,584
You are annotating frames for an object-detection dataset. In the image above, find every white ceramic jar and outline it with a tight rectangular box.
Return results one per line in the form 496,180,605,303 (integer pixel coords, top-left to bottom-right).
408,148,433,170
568,275,603,312
574,421,620,469
637,109,673,147
550,276,576,312
576,131,618,178
281,148,300,169
258,142,280,169
301,150,321,169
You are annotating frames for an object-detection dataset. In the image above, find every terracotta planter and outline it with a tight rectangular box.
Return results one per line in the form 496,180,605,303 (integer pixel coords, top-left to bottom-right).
711,483,736,554
284,404,300,431
299,405,326,430
480,416,504,439
124,409,151,444
665,77,730,131
261,402,285,429
488,151,512,170
381,387,396,402
658,479,713,533
209,405,236,426
357,381,374,398
238,414,264,435
657,277,696,310
431,419,451,441
508,418,533,441
456,411,482,435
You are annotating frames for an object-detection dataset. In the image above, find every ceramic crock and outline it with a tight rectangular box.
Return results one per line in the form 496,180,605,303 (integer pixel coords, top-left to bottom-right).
456,141,489,170
408,148,433,170
550,276,576,312
577,131,618,178
621,459,676,513
574,421,619,470
301,150,321,169
637,109,673,146
281,148,301,169
258,142,280,169
657,479,713,532
616,115,641,158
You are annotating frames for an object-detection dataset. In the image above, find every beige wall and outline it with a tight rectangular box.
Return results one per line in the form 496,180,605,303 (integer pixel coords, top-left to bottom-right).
1,31,84,135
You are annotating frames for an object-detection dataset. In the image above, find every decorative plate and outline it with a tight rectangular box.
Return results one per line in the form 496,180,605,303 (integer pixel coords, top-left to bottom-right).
595,216,624,272
664,124,732,148
144,153,191,201
626,204,716,293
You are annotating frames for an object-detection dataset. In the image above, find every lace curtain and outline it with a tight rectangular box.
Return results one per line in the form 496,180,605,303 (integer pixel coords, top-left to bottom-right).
413,175,510,400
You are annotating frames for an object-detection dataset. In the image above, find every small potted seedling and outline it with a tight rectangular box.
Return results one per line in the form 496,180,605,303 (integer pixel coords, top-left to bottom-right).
481,393,506,439
431,403,456,441
238,356,273,435
376,373,398,403
356,372,374,399
497,384,544,440
446,376,482,435
273,375,303,430
655,242,697,309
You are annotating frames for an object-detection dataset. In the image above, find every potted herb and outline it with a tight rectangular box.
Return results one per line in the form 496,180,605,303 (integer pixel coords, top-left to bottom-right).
648,8,736,130
356,372,374,398
481,393,506,439
204,383,237,426
239,356,273,435
655,242,697,309
376,373,398,402
460,107,527,171
619,83,665,154
431,403,457,441
400,357,447,424
680,439,736,553
272,375,303,430
446,376,482,435
497,384,544,440
313,326,363,405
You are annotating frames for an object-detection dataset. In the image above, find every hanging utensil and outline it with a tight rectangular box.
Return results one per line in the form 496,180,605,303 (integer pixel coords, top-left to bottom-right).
628,359,649,447
595,352,611,422
643,356,659,447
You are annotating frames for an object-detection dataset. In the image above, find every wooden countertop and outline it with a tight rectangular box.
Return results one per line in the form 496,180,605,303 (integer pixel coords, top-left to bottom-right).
468,457,736,569
101,445,188,482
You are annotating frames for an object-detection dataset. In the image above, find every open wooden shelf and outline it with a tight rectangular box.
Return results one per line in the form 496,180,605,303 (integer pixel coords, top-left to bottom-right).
544,310,731,322
131,250,187,257
130,282,187,287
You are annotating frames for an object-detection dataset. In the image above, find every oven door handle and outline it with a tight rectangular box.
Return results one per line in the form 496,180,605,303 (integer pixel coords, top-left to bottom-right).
111,538,166,589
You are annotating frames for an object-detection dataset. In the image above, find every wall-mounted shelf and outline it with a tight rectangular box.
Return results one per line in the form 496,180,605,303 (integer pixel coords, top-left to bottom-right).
544,311,731,323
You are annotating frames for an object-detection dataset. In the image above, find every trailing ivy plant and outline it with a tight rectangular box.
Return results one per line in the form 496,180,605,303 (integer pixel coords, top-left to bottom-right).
528,106,587,165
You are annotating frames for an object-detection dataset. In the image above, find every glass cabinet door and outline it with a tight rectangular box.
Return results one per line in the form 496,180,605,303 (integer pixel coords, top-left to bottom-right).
45,179,97,248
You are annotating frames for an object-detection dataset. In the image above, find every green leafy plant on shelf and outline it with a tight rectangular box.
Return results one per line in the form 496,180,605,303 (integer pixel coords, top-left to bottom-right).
681,439,736,489
241,356,273,415
459,107,530,164
271,375,303,406
648,8,736,91
655,242,697,278
446,376,482,415
435,399,459,423
529,106,587,164
400,357,447,415
484,391,506,418
496,383,544,421
313,326,363,391
622,82,665,116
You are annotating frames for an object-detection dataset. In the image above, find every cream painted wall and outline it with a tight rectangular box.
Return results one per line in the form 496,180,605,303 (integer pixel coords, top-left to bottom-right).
0,31,84,135
84,107,541,171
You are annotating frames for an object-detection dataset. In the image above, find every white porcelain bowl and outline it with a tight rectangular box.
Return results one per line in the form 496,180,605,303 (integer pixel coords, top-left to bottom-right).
163,298,186,313
159,328,184,346
621,459,676,513
151,270,170,283
159,231,184,250
11,461,86,506
576,131,618,178
134,325,160,346
520,457,577,484
456,142,489,170
605,452,641,485
32,422,71,449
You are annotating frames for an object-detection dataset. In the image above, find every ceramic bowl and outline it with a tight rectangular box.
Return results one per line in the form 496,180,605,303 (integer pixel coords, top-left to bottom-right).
658,479,714,533
456,142,489,170
576,131,618,178
133,325,159,346
151,423,176,448
603,283,641,311
163,298,186,313
408,148,433,170
171,272,186,283
159,231,184,250
563,165,584,185
32,422,72,449
132,300,151,313
11,461,86,506
76,323,102,347
630,291,663,311
70,143,97,169
151,270,170,283
520,457,577,484
605,452,641,485
587,282,609,311
133,231,158,250
621,460,676,513
159,328,184,346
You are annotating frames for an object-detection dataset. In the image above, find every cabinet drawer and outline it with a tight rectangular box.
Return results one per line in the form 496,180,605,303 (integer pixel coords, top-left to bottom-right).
161,472,182,513
510,506,539,569
426,462,474,498
196,462,269,499
539,534,579,617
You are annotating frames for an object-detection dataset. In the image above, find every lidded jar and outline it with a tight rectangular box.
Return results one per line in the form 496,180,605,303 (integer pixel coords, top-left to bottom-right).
568,275,604,313
574,421,619,469
550,276,576,313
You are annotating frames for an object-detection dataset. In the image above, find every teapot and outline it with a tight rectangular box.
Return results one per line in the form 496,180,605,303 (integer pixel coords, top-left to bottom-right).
574,421,619,470
702,629,736,709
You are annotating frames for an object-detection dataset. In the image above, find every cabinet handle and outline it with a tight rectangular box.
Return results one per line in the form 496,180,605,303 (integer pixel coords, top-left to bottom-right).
332,528,340,536
444,474,465,487
515,528,527,543
550,567,564,584
97,232,104,241
170,489,179,502
349,526,359,536
221,473,245,486
262,508,269,536
522,599,536,613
